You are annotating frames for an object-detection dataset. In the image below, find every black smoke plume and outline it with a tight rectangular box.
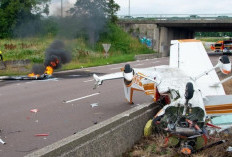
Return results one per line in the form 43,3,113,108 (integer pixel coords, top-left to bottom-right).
31,64,45,75
31,40,71,74
44,40,71,69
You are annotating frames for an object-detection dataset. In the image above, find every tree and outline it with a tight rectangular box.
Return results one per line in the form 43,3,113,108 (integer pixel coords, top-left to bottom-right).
68,0,120,44
69,0,108,45
0,0,51,38
107,0,120,23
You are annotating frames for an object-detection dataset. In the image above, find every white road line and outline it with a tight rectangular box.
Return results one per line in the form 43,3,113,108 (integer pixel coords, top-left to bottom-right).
65,93,100,103
84,79,94,82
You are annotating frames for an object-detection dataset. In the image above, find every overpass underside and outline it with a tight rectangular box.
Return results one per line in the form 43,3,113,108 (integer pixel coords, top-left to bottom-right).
119,19,232,57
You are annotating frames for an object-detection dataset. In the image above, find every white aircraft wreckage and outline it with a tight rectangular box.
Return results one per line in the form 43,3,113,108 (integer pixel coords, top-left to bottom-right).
93,39,232,155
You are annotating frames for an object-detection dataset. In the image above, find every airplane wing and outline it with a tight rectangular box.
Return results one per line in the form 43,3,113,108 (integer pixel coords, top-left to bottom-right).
170,39,225,96
93,72,123,84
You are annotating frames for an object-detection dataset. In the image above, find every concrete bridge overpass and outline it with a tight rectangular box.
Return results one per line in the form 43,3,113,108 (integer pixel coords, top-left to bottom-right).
118,14,232,56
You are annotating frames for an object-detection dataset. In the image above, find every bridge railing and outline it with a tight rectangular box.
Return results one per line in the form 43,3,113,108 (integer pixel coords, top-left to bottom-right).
118,14,232,20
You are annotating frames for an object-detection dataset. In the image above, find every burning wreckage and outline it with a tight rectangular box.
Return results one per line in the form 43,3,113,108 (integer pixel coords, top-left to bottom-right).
0,40,71,80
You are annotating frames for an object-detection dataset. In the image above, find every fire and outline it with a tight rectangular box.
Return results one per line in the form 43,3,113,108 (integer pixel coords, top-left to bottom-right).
44,66,54,75
50,59,59,68
28,73,40,77
28,58,59,78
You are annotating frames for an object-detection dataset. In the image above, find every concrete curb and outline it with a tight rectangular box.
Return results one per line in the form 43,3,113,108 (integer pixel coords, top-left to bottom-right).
26,103,159,157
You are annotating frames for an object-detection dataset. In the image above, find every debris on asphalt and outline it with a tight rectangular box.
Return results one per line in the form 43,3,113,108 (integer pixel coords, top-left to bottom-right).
91,103,98,108
35,120,39,123
35,134,49,137
227,146,232,152
123,113,130,117
8,130,21,134
93,121,98,125
0,138,6,144
30,109,38,113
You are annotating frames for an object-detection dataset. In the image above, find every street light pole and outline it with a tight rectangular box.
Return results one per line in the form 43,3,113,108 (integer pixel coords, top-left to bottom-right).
61,0,63,17
129,0,130,16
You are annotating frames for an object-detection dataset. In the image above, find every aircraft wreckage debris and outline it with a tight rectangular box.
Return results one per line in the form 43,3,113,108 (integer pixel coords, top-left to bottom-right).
30,109,39,113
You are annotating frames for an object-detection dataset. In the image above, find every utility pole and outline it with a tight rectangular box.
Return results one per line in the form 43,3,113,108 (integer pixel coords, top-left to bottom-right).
129,0,130,16
61,0,63,17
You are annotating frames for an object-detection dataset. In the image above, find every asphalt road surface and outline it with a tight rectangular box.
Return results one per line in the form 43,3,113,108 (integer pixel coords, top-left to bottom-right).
0,55,227,157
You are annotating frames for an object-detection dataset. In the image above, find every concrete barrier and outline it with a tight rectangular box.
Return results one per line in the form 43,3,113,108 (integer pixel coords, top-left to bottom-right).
134,53,161,60
4,59,31,67
26,103,159,157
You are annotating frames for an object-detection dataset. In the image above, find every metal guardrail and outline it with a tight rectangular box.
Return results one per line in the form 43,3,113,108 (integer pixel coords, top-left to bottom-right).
118,14,232,20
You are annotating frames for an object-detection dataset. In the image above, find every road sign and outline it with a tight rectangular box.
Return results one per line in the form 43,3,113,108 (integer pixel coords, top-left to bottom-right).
102,44,111,57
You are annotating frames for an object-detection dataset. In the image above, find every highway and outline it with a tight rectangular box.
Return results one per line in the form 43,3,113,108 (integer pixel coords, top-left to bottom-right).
0,55,227,156
0,57,169,157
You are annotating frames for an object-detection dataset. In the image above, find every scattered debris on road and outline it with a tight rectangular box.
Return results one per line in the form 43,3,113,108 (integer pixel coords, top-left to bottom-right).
0,138,6,144
35,134,49,137
30,109,39,113
91,103,98,108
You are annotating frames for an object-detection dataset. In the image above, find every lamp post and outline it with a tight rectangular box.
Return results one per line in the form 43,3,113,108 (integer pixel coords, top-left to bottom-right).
61,0,63,17
128,0,130,16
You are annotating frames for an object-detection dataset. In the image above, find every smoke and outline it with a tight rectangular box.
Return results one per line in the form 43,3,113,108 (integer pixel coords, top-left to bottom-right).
44,40,71,68
13,20,43,38
50,0,73,17
31,64,46,75
55,0,108,44
31,40,71,74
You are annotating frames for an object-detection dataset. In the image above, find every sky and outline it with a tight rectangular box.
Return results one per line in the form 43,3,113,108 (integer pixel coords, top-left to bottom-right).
50,0,232,16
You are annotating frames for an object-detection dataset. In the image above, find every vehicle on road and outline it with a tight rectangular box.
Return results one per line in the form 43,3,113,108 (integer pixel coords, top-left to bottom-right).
210,40,232,53
210,40,223,52
223,40,232,53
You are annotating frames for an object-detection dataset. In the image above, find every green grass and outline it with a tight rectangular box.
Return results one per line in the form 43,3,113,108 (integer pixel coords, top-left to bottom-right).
0,24,156,76
196,37,231,42
1,37,54,62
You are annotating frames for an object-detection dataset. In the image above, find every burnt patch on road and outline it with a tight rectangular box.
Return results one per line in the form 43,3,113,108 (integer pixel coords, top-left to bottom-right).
0,70,105,87
52,70,104,79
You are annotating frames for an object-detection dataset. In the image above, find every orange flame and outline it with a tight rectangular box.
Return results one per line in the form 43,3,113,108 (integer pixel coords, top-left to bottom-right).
50,59,59,68
44,66,54,75
28,72,40,77
28,59,58,78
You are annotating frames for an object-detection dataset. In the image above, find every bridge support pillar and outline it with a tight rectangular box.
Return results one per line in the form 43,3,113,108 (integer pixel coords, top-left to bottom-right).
159,27,169,57
118,23,194,57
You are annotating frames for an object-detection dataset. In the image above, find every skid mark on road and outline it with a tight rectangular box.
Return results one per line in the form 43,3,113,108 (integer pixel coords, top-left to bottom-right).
64,93,100,103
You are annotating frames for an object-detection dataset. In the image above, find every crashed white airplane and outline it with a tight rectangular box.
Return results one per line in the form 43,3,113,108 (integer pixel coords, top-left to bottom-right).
93,39,232,154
